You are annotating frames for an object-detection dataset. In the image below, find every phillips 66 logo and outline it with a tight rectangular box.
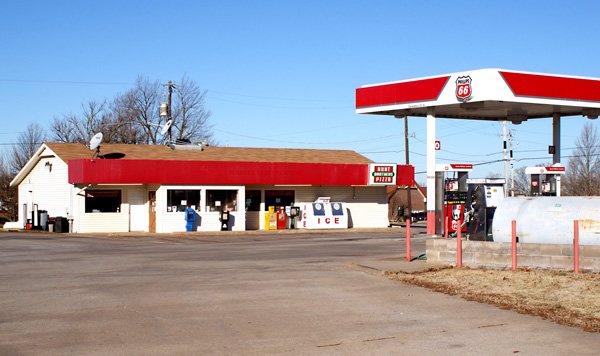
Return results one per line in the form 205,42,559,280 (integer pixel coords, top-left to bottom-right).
455,75,472,102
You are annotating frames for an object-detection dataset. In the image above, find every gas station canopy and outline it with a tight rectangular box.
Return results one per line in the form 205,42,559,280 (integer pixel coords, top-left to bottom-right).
356,68,600,122
356,68,600,235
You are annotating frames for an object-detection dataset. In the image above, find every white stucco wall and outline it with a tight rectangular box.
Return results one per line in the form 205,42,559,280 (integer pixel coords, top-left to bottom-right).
17,149,72,227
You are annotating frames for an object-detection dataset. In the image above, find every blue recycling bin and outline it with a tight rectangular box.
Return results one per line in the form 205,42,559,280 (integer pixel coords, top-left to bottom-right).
184,207,196,232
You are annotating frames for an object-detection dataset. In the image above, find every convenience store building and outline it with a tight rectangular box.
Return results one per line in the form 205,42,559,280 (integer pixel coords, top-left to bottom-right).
10,143,413,233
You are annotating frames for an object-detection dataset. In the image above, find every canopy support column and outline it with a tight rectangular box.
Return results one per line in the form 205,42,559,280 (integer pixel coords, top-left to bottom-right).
553,113,561,196
426,109,436,234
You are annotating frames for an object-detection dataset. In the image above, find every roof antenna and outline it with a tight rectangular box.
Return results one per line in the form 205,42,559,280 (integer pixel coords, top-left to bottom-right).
89,132,103,158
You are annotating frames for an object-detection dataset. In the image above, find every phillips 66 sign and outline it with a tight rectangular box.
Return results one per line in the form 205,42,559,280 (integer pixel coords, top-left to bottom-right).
455,75,472,102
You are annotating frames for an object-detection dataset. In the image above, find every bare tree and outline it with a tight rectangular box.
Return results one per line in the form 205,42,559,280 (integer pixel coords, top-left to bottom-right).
123,76,163,144
10,123,46,174
49,75,215,145
50,101,109,144
171,75,214,144
563,123,600,196
513,166,530,195
512,163,550,196
0,155,17,222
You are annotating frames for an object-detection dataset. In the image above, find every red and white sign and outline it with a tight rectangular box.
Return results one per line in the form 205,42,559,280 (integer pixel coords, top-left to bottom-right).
525,165,566,175
435,140,441,150
368,163,397,185
436,163,473,172
455,76,472,102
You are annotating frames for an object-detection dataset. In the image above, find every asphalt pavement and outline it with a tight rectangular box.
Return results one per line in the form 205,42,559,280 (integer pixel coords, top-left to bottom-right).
1,229,598,355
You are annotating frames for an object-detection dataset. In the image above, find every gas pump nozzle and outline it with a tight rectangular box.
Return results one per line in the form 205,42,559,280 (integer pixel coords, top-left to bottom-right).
464,186,479,224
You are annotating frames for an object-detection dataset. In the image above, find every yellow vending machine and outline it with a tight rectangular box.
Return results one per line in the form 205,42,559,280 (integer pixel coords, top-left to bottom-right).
264,206,278,230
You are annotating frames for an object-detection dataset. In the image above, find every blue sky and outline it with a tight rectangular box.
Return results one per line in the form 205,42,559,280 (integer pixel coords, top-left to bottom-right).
2,0,600,181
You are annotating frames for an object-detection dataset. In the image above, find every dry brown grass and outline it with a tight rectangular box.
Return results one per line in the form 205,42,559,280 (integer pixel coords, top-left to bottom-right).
388,267,600,332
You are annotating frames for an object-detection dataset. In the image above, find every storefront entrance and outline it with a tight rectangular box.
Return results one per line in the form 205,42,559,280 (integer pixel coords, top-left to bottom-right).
265,190,295,210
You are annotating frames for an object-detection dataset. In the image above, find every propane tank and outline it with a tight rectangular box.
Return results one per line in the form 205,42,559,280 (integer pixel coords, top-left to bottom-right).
492,196,600,245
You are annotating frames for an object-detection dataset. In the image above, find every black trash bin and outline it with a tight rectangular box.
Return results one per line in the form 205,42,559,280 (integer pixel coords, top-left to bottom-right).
55,217,70,233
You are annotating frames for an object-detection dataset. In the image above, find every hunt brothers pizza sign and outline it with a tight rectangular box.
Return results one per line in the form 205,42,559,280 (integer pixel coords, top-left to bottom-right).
455,75,472,102
368,163,397,185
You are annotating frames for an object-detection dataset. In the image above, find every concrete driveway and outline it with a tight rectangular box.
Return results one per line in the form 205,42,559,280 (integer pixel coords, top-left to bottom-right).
1,230,598,355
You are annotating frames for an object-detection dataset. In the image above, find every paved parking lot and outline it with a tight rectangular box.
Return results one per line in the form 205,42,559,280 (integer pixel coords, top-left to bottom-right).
1,230,599,355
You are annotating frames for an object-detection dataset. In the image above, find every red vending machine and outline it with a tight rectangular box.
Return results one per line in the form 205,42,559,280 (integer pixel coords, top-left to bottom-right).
277,207,287,229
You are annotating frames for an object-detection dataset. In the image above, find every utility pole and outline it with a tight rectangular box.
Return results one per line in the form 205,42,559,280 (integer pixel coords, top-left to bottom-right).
166,81,173,143
503,121,508,197
509,128,515,196
404,115,412,222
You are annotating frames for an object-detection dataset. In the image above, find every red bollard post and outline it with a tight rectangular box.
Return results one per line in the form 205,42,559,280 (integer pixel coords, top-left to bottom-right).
512,220,517,271
444,216,449,239
574,220,579,274
456,219,462,268
406,219,411,262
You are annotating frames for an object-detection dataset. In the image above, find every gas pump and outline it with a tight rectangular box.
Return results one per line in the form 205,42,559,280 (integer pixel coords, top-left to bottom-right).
525,164,566,196
465,178,505,241
435,164,472,236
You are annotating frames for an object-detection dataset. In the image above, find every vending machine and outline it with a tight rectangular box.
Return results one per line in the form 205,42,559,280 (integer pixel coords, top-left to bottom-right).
277,206,287,229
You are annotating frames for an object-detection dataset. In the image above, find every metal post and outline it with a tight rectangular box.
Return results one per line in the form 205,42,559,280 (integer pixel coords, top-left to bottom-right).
456,219,462,268
509,129,515,197
426,109,436,234
512,220,517,271
503,121,508,197
404,115,412,222
444,215,449,239
552,114,561,164
406,219,411,262
553,114,562,196
574,220,579,273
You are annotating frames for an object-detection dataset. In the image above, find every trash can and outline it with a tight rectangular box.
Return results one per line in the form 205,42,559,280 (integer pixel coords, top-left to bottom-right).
55,217,69,233
38,210,48,231
48,217,56,232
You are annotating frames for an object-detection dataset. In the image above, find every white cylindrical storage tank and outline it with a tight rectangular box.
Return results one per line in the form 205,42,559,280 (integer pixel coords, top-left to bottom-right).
492,196,600,245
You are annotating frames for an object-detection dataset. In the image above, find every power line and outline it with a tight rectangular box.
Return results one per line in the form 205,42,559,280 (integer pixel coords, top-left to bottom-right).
0,79,133,86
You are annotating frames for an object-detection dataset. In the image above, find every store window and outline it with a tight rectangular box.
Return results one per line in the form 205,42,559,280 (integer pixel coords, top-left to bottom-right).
167,190,201,212
206,190,238,212
245,190,261,211
265,190,295,210
85,190,121,213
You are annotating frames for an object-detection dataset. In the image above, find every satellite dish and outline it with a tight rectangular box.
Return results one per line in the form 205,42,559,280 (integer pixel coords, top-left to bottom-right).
89,132,103,151
160,119,172,136
89,132,103,158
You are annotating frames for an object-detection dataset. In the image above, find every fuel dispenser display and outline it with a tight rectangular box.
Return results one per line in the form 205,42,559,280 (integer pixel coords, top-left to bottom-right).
435,164,472,236
465,178,505,241
444,178,468,234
